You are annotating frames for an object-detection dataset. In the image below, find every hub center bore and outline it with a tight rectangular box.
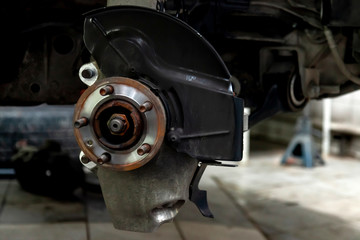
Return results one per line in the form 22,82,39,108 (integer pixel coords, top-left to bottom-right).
108,117,125,133
93,100,143,150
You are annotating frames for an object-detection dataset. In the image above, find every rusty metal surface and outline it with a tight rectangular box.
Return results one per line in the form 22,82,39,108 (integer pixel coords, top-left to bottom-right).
93,100,143,149
74,77,166,171
96,144,198,232
83,7,244,162
107,113,130,136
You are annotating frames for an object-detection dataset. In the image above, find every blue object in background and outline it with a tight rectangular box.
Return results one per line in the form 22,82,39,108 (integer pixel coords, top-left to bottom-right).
281,116,325,167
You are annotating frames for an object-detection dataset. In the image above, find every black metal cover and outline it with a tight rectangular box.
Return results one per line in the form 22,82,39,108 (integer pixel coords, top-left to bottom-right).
83,6,244,162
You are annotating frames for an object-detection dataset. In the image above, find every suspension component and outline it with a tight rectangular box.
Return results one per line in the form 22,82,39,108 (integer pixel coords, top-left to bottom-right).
74,77,166,171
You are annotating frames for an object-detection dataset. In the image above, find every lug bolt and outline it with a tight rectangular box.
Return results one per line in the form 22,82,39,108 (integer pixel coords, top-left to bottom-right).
80,155,90,164
99,85,114,96
74,117,88,129
139,101,153,113
97,153,111,165
137,143,151,156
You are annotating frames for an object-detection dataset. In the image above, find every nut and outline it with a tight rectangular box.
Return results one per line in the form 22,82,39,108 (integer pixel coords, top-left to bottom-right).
107,113,130,136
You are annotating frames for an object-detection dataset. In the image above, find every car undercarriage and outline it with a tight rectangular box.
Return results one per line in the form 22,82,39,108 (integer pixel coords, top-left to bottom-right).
1,0,360,232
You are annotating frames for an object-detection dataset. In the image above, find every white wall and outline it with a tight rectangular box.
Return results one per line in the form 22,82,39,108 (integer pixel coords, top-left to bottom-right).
311,90,360,128
310,90,360,158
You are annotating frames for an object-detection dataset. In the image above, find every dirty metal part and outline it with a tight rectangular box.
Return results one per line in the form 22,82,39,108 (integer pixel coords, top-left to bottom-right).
108,116,126,133
189,162,214,218
93,100,143,150
79,62,99,86
74,76,166,171
259,46,307,111
107,113,129,136
80,6,246,233
96,144,198,232
281,29,360,100
324,27,360,86
108,118,125,133
83,6,244,162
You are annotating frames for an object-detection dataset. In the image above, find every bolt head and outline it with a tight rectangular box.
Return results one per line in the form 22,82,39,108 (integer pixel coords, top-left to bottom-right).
81,155,90,164
107,113,130,136
81,69,94,79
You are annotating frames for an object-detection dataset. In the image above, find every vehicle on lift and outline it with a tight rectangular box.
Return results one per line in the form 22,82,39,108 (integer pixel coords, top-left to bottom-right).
1,0,360,232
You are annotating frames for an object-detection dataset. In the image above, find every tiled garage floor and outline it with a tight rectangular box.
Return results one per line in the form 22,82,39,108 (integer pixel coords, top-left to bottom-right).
1,142,360,240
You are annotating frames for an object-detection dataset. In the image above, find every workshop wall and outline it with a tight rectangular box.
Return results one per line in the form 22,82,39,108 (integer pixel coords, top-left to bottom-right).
310,90,360,158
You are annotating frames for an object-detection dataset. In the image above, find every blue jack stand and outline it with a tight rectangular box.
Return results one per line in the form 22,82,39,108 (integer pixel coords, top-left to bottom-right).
281,115,325,168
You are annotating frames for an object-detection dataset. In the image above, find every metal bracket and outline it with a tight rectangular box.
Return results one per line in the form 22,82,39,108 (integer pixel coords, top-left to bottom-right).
189,162,214,218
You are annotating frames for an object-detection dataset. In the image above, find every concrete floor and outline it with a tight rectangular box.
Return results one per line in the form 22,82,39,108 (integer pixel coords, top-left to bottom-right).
1,141,360,240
